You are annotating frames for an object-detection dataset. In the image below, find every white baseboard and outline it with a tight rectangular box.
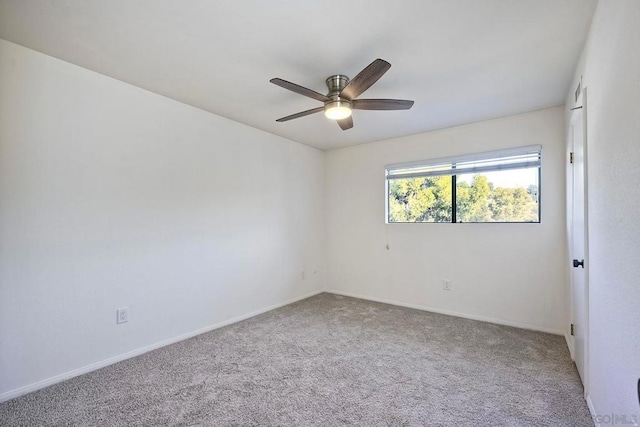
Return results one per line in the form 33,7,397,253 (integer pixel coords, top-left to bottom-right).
0,290,323,404
586,394,597,425
326,289,564,336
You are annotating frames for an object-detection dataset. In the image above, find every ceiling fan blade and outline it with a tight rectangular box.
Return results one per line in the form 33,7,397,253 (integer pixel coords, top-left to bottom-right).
340,59,391,100
276,106,324,122
337,116,353,130
352,99,414,110
270,78,330,102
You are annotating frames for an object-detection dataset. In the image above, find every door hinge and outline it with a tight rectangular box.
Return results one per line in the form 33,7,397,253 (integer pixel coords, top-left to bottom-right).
571,324,575,336
569,152,574,164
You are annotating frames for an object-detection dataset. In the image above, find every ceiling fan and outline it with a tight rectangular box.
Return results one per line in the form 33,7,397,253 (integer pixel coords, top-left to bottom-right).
270,59,414,131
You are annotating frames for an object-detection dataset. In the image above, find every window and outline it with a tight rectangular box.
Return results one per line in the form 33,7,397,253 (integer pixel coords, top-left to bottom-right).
386,146,541,223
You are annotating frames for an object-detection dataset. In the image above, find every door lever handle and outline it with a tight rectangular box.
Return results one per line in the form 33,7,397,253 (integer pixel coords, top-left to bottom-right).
573,259,584,268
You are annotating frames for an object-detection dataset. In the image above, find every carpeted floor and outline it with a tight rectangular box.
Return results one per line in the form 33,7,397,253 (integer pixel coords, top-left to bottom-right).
0,293,592,426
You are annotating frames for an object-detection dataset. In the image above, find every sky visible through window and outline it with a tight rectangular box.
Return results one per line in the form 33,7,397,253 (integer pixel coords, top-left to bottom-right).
457,167,538,188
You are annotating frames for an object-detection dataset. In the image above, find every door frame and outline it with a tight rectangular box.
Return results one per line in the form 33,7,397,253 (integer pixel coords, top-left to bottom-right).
568,86,590,396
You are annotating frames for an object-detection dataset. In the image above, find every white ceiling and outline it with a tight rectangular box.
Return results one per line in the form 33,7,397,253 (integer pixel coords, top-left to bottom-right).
0,0,596,150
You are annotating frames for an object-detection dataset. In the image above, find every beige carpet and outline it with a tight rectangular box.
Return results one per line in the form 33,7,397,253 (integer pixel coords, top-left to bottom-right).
0,293,592,426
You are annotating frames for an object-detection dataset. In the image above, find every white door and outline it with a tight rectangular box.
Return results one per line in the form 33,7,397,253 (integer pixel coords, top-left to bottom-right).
570,90,588,389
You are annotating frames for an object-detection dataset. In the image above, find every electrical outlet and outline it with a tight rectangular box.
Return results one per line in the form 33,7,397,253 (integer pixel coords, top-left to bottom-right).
301,271,305,279
116,307,129,324
443,280,452,291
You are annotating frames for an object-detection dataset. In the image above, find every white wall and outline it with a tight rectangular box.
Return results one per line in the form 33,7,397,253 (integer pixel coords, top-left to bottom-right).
0,40,325,400
565,0,640,419
325,107,567,334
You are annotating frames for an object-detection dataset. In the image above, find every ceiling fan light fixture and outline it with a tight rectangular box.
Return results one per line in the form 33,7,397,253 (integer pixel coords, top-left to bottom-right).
324,100,352,120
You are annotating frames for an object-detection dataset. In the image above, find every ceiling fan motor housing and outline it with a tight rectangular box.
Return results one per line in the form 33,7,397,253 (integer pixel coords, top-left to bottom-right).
324,74,352,117
325,74,350,95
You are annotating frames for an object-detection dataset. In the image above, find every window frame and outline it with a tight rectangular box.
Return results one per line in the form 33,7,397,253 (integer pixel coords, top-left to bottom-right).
385,146,542,224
